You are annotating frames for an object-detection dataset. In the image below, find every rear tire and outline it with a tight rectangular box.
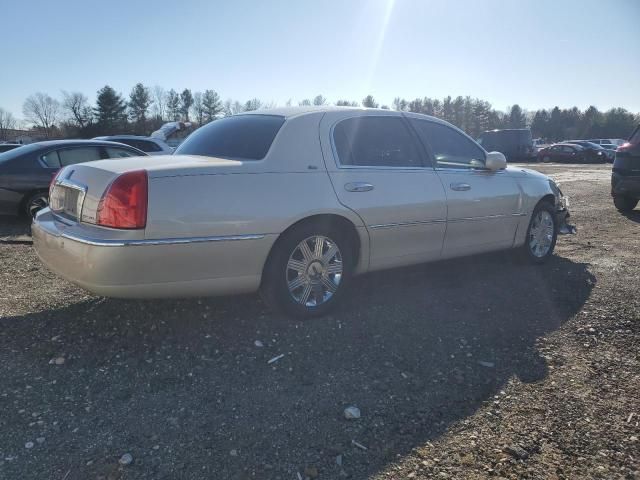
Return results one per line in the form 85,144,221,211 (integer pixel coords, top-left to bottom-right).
520,201,557,264
261,222,354,318
23,191,49,218
613,195,638,212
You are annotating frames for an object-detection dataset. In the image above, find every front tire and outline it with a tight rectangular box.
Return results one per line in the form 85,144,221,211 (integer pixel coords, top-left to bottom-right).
613,195,638,212
521,202,557,264
542,155,551,163
261,223,353,318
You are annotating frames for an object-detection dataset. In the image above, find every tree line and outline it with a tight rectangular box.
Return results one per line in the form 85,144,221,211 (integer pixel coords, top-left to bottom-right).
1,84,638,142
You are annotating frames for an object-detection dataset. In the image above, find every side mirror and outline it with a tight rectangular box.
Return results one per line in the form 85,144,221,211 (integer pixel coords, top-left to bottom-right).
485,151,507,170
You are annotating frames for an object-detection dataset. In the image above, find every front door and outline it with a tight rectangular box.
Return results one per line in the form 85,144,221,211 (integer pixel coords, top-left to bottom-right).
320,112,447,271
407,116,521,257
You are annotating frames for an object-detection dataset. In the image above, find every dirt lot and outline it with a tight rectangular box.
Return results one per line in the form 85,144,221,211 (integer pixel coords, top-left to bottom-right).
0,163,638,480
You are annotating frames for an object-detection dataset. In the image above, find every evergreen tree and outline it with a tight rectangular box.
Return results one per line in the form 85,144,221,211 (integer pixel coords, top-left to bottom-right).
362,95,379,108
128,83,152,125
202,90,222,121
94,85,126,133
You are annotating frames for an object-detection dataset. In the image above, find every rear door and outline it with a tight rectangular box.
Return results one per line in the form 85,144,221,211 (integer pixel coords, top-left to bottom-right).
408,117,521,257
320,111,447,270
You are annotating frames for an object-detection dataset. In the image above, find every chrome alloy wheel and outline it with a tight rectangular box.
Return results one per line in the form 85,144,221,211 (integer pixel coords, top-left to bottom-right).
286,235,343,307
529,210,554,257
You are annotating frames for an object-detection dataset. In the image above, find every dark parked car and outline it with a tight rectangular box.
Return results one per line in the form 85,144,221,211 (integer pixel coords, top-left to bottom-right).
477,129,536,162
0,140,145,217
564,140,609,162
0,143,21,153
611,124,640,212
538,143,586,163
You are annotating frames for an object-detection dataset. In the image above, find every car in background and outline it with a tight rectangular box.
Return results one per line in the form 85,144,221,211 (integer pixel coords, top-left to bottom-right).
33,107,573,317
0,143,22,153
589,138,627,147
565,140,611,162
611,124,640,212
0,140,146,217
477,129,536,162
93,135,174,155
538,143,592,163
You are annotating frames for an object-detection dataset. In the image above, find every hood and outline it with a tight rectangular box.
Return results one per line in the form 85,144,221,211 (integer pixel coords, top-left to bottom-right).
505,165,549,180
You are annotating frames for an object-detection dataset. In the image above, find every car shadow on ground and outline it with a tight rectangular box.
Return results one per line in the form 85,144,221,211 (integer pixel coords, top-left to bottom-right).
0,253,595,479
621,210,640,224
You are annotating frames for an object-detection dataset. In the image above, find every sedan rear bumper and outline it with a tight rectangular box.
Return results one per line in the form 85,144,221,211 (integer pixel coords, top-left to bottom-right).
32,210,276,298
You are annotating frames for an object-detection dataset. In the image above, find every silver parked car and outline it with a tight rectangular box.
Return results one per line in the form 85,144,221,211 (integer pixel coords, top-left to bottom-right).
93,135,174,155
33,107,574,317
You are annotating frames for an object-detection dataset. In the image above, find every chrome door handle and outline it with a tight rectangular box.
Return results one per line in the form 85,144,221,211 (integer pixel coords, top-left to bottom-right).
450,182,471,191
345,182,374,192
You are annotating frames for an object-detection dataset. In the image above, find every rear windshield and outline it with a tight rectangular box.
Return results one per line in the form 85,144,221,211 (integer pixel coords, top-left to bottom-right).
629,125,640,145
174,115,285,160
0,144,40,164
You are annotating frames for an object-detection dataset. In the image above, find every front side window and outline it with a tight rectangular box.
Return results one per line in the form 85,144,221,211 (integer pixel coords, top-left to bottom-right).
333,116,423,168
410,119,485,169
174,115,285,160
57,147,102,167
105,147,138,158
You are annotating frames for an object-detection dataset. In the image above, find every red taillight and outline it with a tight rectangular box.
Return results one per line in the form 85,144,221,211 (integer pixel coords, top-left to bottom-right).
617,142,632,152
96,170,148,229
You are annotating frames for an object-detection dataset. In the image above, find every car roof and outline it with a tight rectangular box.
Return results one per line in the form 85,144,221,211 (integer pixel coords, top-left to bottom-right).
240,106,403,119
26,139,142,148
93,135,160,141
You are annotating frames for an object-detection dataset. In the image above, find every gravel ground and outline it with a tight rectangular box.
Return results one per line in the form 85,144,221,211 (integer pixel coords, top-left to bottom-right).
0,163,638,480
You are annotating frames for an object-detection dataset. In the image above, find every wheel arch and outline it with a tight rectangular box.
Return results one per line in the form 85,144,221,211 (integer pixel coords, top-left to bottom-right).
260,213,365,287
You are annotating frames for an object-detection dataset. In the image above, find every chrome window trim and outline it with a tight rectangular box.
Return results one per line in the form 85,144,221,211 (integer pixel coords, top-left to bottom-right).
329,114,434,171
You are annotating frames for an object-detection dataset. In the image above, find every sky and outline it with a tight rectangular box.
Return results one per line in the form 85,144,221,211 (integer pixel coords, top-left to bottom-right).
1,0,639,120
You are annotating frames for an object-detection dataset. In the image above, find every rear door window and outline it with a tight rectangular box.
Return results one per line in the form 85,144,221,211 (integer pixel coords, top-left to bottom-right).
333,116,424,168
57,147,102,167
174,115,285,160
410,119,485,169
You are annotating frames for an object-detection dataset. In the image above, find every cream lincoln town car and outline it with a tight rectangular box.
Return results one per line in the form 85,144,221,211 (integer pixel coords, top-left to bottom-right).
33,107,574,317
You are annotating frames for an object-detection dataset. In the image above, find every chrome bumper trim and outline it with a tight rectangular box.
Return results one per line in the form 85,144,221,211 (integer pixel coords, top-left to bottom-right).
34,220,265,247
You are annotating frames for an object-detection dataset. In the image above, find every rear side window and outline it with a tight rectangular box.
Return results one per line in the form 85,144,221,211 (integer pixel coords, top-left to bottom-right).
174,115,285,160
333,116,423,167
411,120,485,169
41,150,61,168
57,147,102,167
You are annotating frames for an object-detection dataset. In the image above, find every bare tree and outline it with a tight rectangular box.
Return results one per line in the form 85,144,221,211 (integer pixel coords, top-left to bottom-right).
152,86,166,120
23,93,60,137
223,99,244,117
0,108,17,141
61,91,92,129
191,92,204,125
